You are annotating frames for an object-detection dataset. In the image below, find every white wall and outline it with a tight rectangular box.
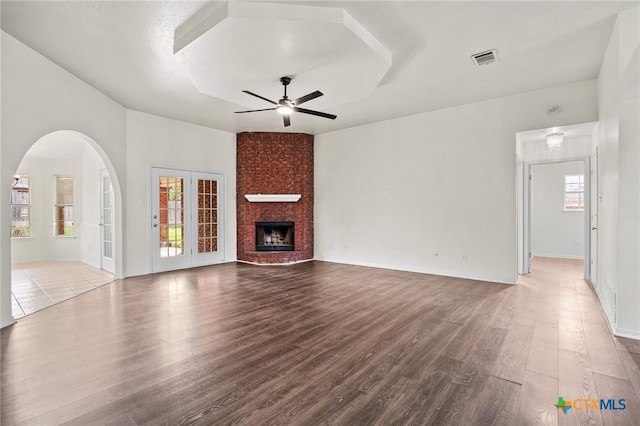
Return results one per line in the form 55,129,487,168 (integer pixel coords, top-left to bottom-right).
125,110,237,277
595,14,621,328
80,147,108,269
315,80,598,284
595,6,640,338
1,32,127,327
531,161,584,259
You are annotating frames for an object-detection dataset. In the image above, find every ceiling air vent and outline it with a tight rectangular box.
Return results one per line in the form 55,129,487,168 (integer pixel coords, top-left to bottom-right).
471,49,499,66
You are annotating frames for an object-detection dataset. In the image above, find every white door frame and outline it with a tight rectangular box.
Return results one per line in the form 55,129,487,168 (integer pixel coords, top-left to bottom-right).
151,167,225,273
190,170,225,267
151,167,192,272
589,148,599,286
517,156,591,279
100,169,115,273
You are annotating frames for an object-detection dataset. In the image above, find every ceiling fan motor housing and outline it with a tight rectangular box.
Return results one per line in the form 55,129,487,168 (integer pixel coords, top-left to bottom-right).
280,76,292,86
235,75,336,126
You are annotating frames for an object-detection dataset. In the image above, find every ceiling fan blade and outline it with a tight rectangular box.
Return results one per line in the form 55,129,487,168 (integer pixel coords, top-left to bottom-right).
283,115,291,127
235,108,277,114
293,107,337,120
293,90,323,106
242,90,277,105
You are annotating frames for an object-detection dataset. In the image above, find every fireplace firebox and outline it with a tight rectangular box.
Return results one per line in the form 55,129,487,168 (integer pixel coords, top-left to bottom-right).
255,222,294,252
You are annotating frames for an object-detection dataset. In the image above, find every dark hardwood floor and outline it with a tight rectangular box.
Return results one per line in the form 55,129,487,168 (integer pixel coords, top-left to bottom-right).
1,257,639,425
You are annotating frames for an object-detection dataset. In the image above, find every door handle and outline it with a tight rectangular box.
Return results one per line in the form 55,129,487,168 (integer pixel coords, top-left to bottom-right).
592,227,597,230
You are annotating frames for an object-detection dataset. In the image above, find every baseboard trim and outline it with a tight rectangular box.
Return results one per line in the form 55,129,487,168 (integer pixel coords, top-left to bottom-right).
314,258,516,285
591,283,640,341
11,257,80,264
613,328,640,340
1,317,17,329
532,253,584,260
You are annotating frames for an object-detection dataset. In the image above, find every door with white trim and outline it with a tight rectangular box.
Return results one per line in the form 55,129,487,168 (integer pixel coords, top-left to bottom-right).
100,169,115,273
191,171,224,266
590,149,598,286
151,167,224,272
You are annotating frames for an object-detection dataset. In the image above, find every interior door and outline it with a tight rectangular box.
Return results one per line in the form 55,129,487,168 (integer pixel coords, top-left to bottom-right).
100,169,115,273
151,167,224,272
590,149,598,286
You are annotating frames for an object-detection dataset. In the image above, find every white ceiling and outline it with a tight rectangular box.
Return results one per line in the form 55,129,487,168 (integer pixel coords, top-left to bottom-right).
1,1,636,135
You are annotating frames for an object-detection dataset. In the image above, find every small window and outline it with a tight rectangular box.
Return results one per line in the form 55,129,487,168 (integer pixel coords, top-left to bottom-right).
564,174,584,211
55,176,74,236
11,176,31,238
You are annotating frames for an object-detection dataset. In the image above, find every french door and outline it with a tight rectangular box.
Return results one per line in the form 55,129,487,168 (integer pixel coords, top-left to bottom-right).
100,169,115,273
151,167,224,272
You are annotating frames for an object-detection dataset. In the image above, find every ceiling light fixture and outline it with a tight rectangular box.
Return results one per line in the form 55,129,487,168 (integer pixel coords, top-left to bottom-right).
546,133,564,150
277,105,293,115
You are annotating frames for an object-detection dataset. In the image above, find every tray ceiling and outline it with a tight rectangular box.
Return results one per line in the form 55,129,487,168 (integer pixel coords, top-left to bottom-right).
174,1,391,111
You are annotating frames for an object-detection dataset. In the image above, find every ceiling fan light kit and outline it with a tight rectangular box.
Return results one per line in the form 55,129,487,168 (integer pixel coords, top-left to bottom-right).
235,76,337,127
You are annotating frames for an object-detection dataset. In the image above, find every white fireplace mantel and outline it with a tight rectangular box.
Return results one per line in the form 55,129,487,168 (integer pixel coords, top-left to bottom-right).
245,194,302,203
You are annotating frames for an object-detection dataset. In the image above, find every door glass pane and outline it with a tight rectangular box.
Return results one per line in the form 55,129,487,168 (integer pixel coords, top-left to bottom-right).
102,175,114,259
159,176,184,257
197,179,218,253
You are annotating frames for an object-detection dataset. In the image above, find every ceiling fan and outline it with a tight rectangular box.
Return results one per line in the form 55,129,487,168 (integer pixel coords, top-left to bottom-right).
235,76,337,127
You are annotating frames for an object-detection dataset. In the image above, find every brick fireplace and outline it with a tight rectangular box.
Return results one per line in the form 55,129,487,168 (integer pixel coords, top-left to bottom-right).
237,132,313,264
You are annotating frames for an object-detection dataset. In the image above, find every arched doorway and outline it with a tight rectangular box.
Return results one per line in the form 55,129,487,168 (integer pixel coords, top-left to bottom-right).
9,130,122,318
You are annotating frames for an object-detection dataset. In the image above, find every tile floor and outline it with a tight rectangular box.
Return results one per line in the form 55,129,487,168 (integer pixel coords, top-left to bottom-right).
11,261,114,319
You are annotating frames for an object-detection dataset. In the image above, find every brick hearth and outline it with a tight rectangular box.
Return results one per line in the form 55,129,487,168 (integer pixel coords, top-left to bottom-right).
236,132,313,263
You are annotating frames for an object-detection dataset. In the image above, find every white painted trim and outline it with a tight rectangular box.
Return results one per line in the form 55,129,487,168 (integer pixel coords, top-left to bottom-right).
2,318,17,328
11,257,81,263
314,258,517,285
245,194,301,202
531,253,584,260
592,283,640,341
613,328,640,341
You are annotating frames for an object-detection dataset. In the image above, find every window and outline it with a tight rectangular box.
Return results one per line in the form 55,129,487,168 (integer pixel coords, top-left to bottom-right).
11,176,30,237
55,176,74,236
564,174,584,211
